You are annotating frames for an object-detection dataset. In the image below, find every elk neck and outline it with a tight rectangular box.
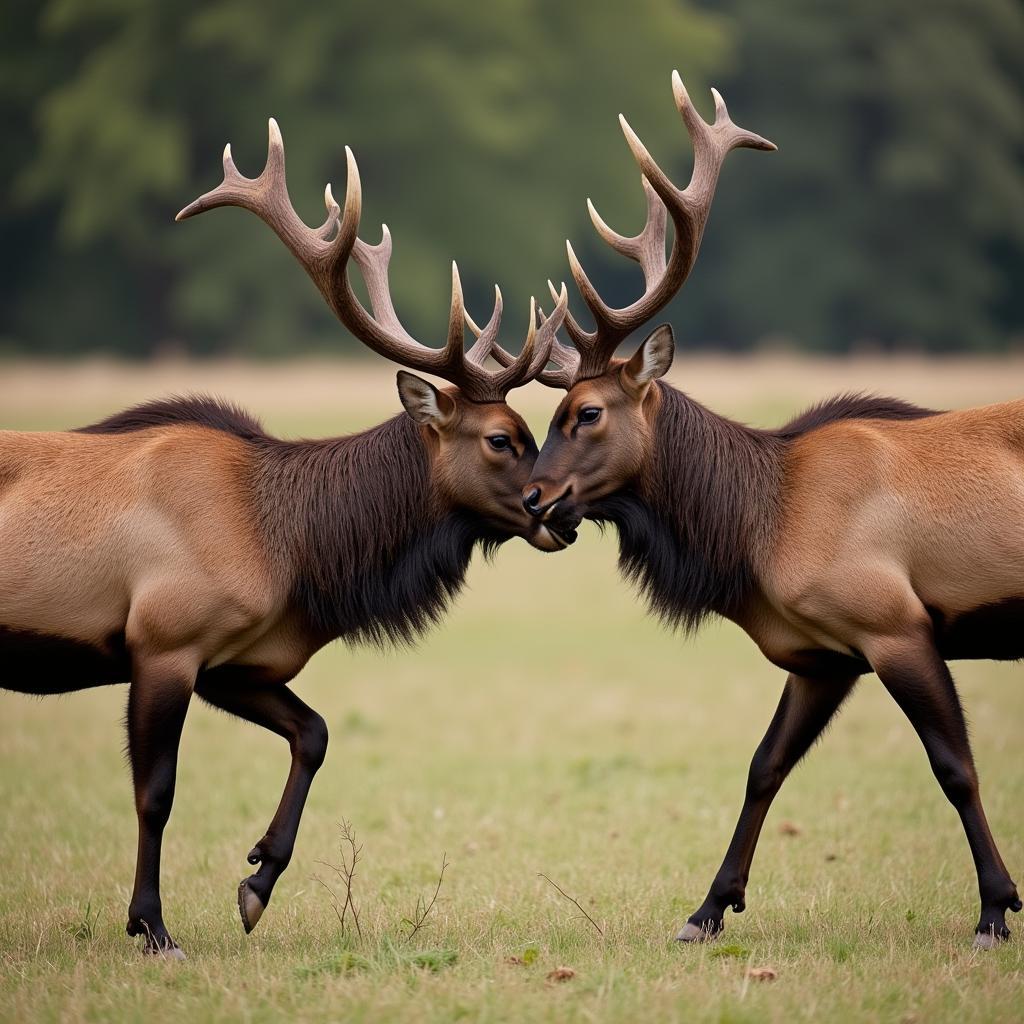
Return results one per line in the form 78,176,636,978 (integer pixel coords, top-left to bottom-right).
252,412,493,647
592,382,785,632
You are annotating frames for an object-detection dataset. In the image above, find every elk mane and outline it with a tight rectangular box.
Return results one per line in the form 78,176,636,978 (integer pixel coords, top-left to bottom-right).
253,413,498,647
77,394,266,440
778,392,938,436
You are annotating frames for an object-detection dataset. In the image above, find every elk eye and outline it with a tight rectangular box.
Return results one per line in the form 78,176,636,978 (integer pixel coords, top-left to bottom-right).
577,407,602,425
487,434,513,452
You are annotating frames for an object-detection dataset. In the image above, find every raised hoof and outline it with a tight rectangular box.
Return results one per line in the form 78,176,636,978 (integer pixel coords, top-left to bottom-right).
676,920,721,943
238,878,266,934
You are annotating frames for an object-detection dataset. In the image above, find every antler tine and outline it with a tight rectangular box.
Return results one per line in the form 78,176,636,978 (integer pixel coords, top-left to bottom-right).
179,121,553,401
176,121,356,263
444,261,470,367
464,294,511,364
543,269,591,351
670,72,775,251
545,71,775,385
587,177,668,284
464,284,569,394
464,285,503,364
537,279,583,388
319,183,342,241
525,302,558,379
505,285,569,389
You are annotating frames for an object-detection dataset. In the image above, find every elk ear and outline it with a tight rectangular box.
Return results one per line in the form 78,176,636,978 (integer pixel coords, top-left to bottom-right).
621,324,675,400
396,371,456,431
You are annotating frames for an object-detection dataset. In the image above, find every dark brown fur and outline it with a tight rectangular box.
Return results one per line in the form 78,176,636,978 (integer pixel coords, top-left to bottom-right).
776,391,938,436
78,393,266,441
0,626,130,694
931,598,1024,662
251,414,499,646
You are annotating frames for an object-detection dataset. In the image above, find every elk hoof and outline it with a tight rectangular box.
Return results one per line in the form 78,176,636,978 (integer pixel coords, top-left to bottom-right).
238,878,266,934
973,929,1004,950
676,920,720,943
145,942,187,961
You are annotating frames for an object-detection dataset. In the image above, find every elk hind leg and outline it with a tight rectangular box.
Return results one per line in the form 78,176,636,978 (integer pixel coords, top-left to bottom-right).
866,630,1021,946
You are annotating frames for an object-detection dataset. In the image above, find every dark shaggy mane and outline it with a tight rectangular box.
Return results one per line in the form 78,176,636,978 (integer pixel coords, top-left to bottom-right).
76,394,266,441
592,384,783,633
253,414,501,647
778,391,940,437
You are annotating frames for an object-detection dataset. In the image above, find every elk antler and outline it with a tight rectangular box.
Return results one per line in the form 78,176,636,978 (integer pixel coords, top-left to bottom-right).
531,70,775,388
176,120,567,402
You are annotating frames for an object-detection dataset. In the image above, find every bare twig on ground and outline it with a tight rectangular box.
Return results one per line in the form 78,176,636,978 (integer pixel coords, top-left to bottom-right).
404,853,449,941
538,873,604,937
312,819,363,940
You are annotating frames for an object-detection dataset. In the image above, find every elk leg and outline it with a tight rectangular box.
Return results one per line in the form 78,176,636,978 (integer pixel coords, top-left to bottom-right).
194,679,328,934
678,672,858,941
125,652,197,958
867,634,1021,947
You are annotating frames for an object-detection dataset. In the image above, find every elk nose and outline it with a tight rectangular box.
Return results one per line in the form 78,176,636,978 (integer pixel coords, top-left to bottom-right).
522,487,543,517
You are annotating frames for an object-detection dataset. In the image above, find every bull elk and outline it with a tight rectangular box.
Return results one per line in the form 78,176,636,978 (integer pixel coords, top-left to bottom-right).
518,71,1023,947
0,121,573,958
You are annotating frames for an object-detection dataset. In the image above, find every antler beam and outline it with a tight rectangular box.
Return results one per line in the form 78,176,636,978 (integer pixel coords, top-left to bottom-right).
177,120,563,402
543,71,776,387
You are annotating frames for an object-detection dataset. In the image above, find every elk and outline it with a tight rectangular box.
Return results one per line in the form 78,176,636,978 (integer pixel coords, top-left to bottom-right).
0,121,574,958
516,71,1023,947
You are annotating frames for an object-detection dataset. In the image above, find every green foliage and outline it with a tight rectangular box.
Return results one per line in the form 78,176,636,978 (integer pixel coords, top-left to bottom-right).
1,0,1022,353
65,900,102,943
295,943,458,977
409,948,459,972
708,943,751,960
295,949,372,978
686,0,1024,350
1,0,724,354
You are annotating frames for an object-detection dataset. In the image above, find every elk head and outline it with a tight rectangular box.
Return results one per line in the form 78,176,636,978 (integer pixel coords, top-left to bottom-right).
177,120,574,552
505,72,775,532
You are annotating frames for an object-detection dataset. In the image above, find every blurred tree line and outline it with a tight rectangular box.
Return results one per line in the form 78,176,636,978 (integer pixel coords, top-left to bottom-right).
1,0,1022,356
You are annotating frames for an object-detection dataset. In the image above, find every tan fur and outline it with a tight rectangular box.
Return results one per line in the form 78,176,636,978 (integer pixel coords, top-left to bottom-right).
758,399,1024,661
0,425,305,675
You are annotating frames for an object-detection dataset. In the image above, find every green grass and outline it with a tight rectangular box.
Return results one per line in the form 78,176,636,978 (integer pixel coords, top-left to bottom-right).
1,361,1022,1022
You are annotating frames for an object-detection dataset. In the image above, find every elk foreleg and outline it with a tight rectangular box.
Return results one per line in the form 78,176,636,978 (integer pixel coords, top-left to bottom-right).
678,672,858,942
125,650,198,958
866,632,1021,947
194,679,328,934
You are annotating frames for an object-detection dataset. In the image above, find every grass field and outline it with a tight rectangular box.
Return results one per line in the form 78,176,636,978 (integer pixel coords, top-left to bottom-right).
1,355,1022,1023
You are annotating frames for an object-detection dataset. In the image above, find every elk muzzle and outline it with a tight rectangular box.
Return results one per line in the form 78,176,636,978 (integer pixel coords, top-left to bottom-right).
521,482,581,550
